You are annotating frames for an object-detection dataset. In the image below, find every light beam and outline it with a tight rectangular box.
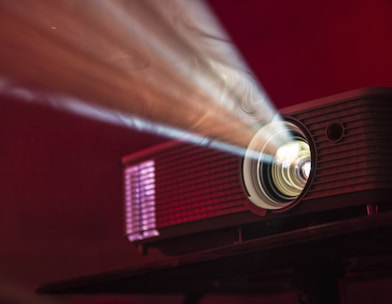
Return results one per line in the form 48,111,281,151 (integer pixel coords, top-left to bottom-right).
0,0,291,159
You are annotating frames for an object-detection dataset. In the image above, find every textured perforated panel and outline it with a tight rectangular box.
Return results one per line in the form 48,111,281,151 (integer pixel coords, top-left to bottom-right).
123,141,249,241
286,95,392,201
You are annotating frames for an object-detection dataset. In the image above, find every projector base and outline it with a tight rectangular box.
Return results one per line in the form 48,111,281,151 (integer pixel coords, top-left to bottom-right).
184,260,344,304
38,211,392,304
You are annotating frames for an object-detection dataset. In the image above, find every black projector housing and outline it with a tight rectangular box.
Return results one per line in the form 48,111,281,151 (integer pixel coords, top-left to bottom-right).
122,88,392,254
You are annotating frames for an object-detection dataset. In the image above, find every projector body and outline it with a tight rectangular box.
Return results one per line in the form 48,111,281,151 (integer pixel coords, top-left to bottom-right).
122,88,392,254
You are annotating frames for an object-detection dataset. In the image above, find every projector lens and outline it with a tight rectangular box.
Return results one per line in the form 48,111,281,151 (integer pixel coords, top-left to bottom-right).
269,139,311,199
242,120,313,211
300,159,311,180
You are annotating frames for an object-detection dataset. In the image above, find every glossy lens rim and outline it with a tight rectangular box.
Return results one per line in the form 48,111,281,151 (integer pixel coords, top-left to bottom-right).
242,120,313,210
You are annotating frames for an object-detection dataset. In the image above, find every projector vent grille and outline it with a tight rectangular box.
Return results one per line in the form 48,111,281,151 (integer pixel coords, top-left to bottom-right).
123,142,248,240
291,98,392,200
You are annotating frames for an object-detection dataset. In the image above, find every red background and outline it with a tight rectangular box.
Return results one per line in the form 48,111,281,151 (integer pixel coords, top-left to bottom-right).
1,0,392,303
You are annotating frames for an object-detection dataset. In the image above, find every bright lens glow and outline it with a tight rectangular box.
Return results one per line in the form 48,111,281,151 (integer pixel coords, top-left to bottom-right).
300,160,311,180
271,140,311,198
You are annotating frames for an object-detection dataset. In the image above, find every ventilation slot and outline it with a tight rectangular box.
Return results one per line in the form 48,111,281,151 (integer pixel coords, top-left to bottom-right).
124,160,159,241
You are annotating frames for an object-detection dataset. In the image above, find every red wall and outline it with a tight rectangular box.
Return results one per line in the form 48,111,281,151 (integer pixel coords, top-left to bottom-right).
1,0,392,303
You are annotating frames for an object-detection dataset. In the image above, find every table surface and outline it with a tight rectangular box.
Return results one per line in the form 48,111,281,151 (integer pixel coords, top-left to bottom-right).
38,212,392,295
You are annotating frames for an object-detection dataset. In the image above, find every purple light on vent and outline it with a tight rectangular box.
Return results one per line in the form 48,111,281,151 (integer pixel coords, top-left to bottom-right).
124,160,159,242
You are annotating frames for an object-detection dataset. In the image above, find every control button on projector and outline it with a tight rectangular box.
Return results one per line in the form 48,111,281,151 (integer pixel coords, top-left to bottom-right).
326,122,344,142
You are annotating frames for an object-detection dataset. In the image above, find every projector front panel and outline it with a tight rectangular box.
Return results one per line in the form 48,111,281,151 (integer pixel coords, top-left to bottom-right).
283,92,392,207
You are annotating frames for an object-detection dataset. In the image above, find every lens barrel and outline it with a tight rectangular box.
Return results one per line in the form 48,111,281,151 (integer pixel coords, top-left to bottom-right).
242,120,313,211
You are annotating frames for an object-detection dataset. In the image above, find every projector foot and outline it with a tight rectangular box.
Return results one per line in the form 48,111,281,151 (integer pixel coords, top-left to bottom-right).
298,261,344,304
366,204,379,216
182,292,204,304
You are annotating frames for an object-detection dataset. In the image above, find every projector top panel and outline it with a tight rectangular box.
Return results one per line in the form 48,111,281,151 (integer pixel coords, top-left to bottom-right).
279,87,392,115
122,87,392,166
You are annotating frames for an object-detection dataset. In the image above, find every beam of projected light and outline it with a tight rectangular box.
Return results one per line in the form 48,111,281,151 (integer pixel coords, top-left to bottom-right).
0,78,275,162
0,0,291,158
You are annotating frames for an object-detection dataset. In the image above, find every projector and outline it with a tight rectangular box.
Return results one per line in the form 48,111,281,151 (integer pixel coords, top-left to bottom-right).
122,88,392,254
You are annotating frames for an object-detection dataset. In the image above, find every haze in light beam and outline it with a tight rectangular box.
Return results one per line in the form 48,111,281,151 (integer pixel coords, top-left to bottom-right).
0,0,291,157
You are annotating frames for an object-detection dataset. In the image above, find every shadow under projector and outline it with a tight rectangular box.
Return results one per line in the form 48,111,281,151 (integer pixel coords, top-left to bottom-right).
122,88,392,255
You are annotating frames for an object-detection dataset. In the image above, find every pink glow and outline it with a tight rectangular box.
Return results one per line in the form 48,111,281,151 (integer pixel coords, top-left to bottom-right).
124,160,159,242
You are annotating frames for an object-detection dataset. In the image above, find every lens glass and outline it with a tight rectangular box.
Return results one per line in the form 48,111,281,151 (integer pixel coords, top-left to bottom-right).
300,160,311,180
269,139,311,200
242,121,313,211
